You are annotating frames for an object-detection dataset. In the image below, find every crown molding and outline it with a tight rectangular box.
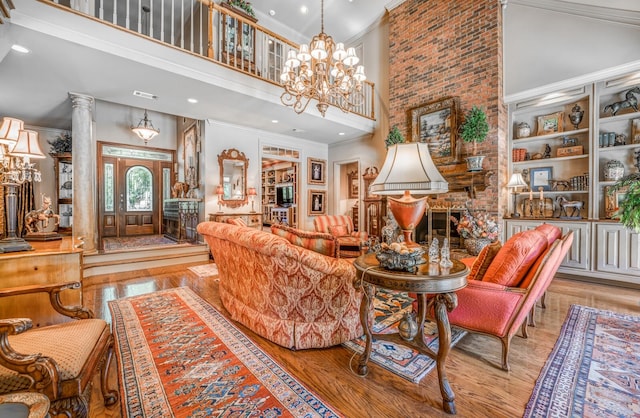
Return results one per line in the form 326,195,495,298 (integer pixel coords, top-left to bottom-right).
510,0,640,27
385,0,406,12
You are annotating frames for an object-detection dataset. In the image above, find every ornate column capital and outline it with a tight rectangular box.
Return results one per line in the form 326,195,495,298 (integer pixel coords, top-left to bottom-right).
68,92,94,109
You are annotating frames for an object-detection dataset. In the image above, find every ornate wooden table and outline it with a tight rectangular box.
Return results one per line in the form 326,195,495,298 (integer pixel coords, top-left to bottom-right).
353,253,468,415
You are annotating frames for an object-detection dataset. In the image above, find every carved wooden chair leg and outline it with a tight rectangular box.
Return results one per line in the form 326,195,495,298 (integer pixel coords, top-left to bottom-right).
540,291,547,309
500,337,511,371
521,319,529,338
101,337,119,407
529,305,537,327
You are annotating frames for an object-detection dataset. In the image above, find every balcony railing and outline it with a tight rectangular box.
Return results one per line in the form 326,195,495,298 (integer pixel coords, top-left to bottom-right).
42,0,375,120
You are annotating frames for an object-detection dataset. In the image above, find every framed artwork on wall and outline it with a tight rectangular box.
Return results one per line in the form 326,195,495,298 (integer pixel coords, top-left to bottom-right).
308,158,326,185
410,96,457,161
183,122,198,188
308,190,327,216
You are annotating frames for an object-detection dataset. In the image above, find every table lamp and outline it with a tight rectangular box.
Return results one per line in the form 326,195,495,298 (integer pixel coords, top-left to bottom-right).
369,142,448,246
507,172,527,218
248,187,257,213
216,185,224,213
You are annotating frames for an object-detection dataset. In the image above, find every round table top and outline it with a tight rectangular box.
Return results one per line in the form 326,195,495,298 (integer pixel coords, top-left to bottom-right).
354,252,468,293
0,392,50,418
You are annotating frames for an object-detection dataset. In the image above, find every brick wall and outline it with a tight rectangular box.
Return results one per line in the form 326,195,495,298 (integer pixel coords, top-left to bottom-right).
388,0,507,216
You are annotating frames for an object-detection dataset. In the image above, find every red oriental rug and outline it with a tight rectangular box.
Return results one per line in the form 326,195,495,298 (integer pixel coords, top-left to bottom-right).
109,287,343,417
524,304,640,417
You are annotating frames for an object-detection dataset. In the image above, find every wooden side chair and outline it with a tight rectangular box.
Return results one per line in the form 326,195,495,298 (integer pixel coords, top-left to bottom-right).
0,282,118,417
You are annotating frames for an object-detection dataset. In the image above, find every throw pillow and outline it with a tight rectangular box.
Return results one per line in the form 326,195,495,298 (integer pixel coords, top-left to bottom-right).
226,217,247,227
270,224,336,257
468,241,502,281
328,224,349,237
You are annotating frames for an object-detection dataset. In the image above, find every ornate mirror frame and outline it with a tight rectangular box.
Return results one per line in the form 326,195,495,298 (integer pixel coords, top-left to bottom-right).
217,148,249,208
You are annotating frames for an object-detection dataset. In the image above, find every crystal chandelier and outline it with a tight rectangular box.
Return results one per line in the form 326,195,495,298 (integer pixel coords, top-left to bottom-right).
280,0,366,117
131,109,159,144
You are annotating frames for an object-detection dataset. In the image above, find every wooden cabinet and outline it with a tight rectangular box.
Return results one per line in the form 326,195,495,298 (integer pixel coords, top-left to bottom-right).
163,199,202,242
208,212,262,229
595,223,640,284
261,163,297,227
362,167,386,239
51,153,72,234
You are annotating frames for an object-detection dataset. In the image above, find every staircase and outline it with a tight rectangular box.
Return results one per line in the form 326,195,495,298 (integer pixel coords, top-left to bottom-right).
83,242,210,278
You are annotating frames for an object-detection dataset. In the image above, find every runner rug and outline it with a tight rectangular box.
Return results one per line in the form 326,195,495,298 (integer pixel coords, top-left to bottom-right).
109,287,343,417
103,234,178,251
342,289,467,383
187,263,219,278
523,304,640,417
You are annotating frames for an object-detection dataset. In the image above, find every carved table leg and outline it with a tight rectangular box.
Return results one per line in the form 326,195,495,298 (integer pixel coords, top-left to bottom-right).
432,292,458,415
357,283,375,376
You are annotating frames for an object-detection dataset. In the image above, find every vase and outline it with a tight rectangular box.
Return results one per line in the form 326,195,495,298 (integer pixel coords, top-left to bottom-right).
464,238,493,256
465,155,485,172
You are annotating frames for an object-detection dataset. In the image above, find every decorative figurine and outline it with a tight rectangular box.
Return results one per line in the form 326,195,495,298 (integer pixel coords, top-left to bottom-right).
428,238,439,264
568,103,584,129
556,196,584,219
24,195,62,241
614,134,627,146
603,86,640,116
398,312,418,341
604,160,624,181
542,144,551,159
440,238,453,268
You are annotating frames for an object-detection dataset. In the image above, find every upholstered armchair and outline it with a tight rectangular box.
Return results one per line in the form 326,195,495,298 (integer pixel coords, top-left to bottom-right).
446,228,573,371
313,215,368,258
0,282,118,417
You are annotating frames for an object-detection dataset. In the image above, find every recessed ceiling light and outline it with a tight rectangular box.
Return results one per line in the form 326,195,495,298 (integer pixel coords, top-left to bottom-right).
187,98,198,104
11,44,30,54
269,9,276,16
300,5,308,14
272,120,279,123
338,132,345,136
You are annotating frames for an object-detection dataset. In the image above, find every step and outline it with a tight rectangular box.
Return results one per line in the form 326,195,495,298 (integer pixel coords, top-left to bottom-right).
83,243,210,278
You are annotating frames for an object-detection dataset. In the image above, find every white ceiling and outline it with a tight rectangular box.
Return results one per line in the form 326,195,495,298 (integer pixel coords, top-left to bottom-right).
1,0,639,144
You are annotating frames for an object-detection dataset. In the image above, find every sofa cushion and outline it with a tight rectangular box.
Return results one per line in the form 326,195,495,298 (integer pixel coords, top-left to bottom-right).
328,224,349,237
468,240,502,281
226,217,247,227
481,230,548,287
270,224,336,257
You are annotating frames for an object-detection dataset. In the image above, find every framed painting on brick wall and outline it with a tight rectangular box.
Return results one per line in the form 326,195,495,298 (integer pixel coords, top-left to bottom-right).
410,97,458,161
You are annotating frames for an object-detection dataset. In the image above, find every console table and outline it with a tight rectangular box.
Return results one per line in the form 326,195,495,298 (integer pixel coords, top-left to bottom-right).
163,199,202,243
353,254,468,415
208,212,262,229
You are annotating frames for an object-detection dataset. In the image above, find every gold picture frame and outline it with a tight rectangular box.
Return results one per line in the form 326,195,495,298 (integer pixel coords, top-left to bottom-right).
308,190,327,216
410,97,457,160
604,185,627,219
308,158,326,185
183,122,198,187
536,111,564,135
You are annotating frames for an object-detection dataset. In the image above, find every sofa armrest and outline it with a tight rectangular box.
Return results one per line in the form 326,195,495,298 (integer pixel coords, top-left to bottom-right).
0,282,94,320
466,280,526,294
350,231,368,241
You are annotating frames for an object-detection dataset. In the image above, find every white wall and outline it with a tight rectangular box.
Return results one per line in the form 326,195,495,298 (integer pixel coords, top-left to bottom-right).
202,119,327,230
504,4,640,98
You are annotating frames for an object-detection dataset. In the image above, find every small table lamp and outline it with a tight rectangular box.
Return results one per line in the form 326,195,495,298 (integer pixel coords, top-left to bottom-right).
369,142,448,246
216,185,224,213
507,172,527,218
248,187,257,213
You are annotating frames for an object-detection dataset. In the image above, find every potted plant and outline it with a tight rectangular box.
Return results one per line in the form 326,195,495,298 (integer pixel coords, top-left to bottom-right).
385,125,405,147
459,105,489,172
227,0,256,18
608,173,640,231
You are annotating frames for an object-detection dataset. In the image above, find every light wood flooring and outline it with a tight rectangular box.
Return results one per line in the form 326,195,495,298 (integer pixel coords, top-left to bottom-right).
84,263,640,418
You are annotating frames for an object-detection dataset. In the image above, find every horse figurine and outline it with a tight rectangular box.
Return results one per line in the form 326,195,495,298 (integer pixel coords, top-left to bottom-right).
556,196,584,218
550,179,571,191
603,86,640,116
25,195,60,233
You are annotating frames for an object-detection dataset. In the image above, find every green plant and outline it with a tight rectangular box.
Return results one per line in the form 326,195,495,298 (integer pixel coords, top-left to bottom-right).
459,105,489,154
228,0,255,17
609,173,640,232
48,132,72,154
385,125,405,147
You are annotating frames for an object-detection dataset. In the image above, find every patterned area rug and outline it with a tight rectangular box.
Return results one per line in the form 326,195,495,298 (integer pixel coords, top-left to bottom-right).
343,289,467,383
103,234,178,251
524,304,640,417
188,263,219,277
109,287,343,417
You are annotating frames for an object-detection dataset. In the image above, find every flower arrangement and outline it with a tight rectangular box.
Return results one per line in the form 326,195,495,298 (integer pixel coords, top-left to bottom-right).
227,0,255,17
451,210,499,241
48,132,72,154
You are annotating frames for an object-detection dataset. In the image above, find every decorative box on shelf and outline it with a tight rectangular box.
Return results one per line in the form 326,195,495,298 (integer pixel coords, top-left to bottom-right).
557,145,583,157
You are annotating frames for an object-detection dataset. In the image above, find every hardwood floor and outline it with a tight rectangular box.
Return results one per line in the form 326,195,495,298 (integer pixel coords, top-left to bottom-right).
84,263,640,418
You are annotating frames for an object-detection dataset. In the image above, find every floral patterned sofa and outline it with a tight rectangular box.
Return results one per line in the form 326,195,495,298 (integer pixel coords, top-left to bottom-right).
196,221,363,350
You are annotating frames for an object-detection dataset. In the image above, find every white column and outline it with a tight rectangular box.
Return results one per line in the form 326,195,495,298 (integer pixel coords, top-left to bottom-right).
69,93,97,253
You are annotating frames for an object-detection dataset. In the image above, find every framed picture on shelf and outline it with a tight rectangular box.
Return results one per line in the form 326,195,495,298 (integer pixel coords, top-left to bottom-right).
536,111,563,135
308,190,326,216
631,118,640,144
529,167,553,191
308,158,326,185
410,96,457,160
183,122,199,187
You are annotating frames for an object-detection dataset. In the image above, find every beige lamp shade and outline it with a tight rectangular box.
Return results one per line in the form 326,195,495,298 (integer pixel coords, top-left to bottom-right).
10,129,45,159
507,172,527,189
370,142,449,196
248,187,257,197
0,117,24,146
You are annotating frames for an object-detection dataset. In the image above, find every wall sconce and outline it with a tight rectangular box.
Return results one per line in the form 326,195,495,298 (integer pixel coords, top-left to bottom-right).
248,187,257,213
131,109,159,145
216,185,224,213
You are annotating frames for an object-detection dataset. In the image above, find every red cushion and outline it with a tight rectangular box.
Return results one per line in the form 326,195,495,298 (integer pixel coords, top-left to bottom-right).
468,241,502,281
481,230,548,287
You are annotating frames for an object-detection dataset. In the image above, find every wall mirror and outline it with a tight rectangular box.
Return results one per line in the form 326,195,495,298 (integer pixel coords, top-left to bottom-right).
218,148,248,208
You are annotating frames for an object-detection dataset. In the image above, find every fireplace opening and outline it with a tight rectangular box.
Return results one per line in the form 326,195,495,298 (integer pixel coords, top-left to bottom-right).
414,209,464,248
